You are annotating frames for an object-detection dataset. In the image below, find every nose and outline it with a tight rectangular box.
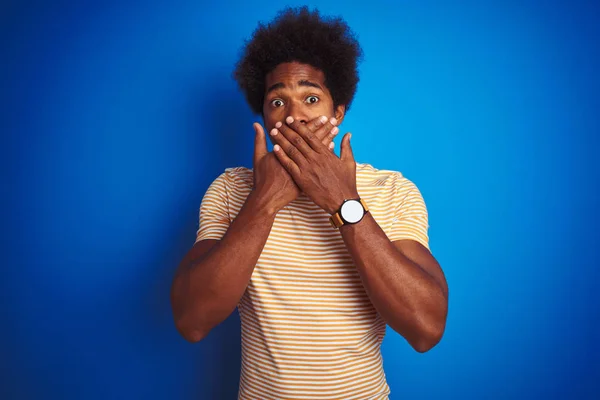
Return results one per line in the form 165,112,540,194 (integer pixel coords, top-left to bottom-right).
287,100,309,124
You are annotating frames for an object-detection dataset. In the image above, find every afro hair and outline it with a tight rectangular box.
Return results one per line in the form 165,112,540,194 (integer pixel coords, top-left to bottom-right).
233,6,363,115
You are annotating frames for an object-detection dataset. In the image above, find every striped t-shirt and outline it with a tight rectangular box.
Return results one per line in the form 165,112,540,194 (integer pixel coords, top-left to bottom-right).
195,162,429,400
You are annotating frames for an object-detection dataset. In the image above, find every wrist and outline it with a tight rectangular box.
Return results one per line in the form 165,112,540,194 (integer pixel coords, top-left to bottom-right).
247,189,278,219
327,190,360,215
328,196,369,230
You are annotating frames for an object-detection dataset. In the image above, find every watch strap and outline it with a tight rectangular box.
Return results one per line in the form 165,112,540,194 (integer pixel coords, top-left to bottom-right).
329,211,345,229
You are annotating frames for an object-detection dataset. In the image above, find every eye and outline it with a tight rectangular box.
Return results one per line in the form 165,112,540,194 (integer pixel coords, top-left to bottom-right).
271,99,284,107
305,95,320,104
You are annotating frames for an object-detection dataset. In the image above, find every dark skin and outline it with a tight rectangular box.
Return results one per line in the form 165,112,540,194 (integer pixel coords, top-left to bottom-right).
170,61,448,352
169,64,340,343
266,62,448,351
256,61,345,203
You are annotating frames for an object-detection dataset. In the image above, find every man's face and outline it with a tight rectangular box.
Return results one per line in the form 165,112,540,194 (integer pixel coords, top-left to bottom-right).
262,62,345,138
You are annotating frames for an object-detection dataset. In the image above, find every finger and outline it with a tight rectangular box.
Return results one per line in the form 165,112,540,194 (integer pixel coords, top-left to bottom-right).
286,114,338,150
340,133,354,162
328,141,335,153
285,116,326,153
270,124,308,166
319,123,339,146
295,114,338,144
273,144,302,181
309,116,338,146
253,123,268,164
305,115,329,133
277,117,314,158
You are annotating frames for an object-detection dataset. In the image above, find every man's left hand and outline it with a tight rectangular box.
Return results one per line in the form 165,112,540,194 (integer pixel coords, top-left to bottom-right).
269,115,359,215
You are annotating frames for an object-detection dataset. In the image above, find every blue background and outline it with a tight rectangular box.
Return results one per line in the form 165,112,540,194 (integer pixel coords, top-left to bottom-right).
2,0,599,399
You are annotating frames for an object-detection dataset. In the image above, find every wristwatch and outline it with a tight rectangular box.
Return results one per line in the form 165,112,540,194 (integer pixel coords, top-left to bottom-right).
329,198,369,229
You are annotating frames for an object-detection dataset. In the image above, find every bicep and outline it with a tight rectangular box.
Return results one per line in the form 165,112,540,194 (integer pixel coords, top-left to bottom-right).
184,239,219,267
176,239,219,278
393,239,448,299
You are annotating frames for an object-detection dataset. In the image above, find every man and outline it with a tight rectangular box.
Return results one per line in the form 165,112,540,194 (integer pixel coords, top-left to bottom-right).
171,7,448,399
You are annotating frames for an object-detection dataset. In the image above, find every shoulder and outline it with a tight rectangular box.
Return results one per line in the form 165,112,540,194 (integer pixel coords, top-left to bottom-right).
212,166,254,190
356,162,419,193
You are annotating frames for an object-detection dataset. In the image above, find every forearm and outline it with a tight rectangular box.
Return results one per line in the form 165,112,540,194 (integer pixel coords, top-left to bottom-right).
340,213,447,352
171,190,276,341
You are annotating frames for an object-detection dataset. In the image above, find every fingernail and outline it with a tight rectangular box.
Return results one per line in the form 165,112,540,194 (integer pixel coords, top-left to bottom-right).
274,144,281,151
349,133,352,141
270,128,278,136
329,142,335,150
275,121,282,128
331,127,339,136
320,115,328,124
330,117,338,126
286,116,294,124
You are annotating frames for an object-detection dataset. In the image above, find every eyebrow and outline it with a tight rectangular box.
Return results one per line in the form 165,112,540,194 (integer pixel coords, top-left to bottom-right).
266,80,324,95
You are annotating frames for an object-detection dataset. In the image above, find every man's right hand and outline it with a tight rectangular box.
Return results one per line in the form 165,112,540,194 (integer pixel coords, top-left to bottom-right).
252,115,339,214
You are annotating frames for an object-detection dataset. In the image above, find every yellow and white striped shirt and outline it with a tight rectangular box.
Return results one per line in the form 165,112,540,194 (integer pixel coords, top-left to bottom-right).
196,162,429,400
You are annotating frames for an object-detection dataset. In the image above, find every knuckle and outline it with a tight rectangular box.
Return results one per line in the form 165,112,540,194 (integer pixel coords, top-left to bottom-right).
315,124,330,138
292,136,303,146
287,145,298,158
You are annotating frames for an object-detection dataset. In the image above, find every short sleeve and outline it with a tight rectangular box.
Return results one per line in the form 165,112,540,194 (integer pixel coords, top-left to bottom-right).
195,172,231,243
387,178,430,250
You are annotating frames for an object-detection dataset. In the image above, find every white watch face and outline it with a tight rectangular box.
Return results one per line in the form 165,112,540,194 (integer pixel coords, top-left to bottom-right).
340,200,364,224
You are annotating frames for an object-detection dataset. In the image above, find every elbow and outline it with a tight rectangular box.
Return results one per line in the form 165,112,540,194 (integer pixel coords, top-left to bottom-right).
412,328,444,353
179,328,208,344
410,310,447,353
171,293,209,343
170,278,209,343
174,315,210,343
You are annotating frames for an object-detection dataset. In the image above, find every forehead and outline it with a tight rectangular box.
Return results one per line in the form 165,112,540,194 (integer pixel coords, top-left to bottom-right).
265,62,326,88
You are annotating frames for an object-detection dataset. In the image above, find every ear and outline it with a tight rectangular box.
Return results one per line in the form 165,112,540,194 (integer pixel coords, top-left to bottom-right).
334,104,346,125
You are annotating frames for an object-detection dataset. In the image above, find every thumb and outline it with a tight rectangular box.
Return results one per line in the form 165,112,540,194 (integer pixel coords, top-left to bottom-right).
253,122,268,163
340,133,354,161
